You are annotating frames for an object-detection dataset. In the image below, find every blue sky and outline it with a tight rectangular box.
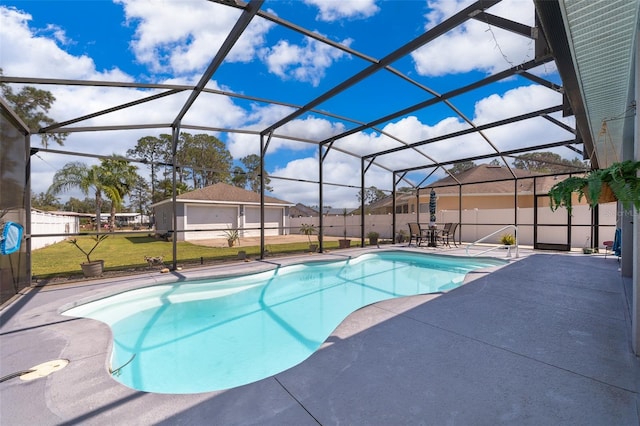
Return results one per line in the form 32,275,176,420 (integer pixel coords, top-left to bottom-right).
0,0,574,207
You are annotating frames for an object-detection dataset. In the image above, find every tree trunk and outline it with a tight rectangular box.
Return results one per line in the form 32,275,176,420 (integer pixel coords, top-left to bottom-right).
150,163,156,202
95,193,102,233
110,204,117,231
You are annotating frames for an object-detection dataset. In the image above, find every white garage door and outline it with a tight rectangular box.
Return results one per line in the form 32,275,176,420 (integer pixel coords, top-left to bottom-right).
185,205,237,240
245,207,282,236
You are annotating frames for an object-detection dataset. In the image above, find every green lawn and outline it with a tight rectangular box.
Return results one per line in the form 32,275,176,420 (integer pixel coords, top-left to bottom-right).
32,235,342,279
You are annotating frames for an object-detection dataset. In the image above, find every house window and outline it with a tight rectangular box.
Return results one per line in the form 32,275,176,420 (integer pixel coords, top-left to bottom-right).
395,205,409,214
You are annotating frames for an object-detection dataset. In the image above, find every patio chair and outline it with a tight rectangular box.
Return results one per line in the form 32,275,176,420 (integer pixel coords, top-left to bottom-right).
439,222,458,247
408,222,424,247
602,240,614,259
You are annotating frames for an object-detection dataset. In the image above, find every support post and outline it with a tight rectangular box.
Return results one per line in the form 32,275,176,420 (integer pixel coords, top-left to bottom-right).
171,125,180,270
361,157,366,247
319,144,324,253
392,172,397,244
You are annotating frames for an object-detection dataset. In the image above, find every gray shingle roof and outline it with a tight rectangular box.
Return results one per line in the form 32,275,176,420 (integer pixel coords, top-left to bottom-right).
370,165,567,208
175,182,293,205
428,165,547,194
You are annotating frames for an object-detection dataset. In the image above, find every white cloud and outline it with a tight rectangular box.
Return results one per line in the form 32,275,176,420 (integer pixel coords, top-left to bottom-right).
0,5,258,196
278,115,347,142
271,155,361,208
114,1,350,86
42,23,71,46
271,83,574,206
0,7,125,80
329,115,469,170
0,2,574,207
260,36,352,86
116,0,273,74
227,105,347,158
423,0,474,29
472,84,561,124
413,0,538,76
424,0,532,30
269,148,396,208
304,0,380,22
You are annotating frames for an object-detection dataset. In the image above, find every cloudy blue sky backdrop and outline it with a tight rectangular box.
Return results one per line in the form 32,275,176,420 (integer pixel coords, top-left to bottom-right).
0,0,575,207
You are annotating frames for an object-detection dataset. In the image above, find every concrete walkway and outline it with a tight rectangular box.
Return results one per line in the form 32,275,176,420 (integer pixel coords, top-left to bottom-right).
1,248,638,425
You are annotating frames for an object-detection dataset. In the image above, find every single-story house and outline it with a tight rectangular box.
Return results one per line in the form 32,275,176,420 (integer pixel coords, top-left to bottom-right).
289,203,319,217
151,183,295,242
370,165,568,214
96,212,150,226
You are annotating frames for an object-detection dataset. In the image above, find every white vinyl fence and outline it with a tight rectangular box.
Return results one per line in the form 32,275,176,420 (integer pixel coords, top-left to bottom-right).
290,203,618,249
30,211,79,250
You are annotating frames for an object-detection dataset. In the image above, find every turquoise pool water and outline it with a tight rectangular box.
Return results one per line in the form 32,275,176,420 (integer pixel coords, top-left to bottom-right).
63,251,505,394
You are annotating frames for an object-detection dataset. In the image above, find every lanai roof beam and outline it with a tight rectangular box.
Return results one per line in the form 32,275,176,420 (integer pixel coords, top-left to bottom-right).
173,0,264,127
261,0,500,136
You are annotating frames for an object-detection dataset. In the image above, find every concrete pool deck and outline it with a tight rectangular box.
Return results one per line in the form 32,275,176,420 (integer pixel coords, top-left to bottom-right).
1,245,638,425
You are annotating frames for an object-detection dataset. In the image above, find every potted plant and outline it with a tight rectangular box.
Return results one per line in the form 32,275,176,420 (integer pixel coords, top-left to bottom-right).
367,231,379,246
396,229,407,243
548,160,640,214
500,233,515,246
339,208,351,248
223,228,239,247
69,235,108,277
582,237,594,254
299,223,318,252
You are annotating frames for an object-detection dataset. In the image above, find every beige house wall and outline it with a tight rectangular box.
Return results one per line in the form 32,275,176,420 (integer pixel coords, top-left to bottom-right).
407,193,588,212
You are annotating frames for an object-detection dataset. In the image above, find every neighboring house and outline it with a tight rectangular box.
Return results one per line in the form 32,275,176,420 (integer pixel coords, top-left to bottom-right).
151,183,294,241
288,204,357,217
95,213,150,227
324,207,357,216
290,203,319,217
370,165,564,214
366,196,398,215
30,210,83,250
420,164,549,212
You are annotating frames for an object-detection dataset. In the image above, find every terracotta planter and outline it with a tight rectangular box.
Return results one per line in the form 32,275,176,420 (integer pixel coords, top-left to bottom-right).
338,239,351,249
81,260,104,278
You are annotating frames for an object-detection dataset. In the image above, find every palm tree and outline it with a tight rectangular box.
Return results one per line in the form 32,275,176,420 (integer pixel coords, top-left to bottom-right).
156,178,190,201
49,162,117,232
99,157,140,230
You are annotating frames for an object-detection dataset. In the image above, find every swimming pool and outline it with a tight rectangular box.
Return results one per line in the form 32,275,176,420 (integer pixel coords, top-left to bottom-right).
63,251,505,394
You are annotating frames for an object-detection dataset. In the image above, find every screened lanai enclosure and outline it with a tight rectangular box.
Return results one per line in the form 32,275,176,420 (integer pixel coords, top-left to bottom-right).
1,0,639,349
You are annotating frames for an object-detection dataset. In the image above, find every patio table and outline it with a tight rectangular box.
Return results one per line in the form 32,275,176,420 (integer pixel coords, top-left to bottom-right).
420,224,440,247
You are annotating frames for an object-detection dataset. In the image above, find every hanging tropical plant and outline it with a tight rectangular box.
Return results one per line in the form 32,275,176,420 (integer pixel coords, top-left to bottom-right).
548,160,640,214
